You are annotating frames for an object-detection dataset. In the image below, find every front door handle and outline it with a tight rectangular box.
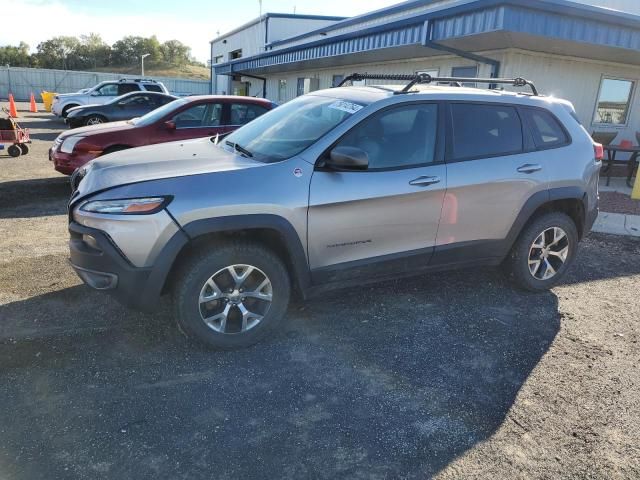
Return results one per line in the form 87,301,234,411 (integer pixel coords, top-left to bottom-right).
409,175,441,187
517,163,543,174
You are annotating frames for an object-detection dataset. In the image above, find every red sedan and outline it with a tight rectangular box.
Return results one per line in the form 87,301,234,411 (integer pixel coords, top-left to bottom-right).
50,95,276,175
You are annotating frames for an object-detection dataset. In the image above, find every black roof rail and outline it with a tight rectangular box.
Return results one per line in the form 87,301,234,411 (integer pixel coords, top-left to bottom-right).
118,78,158,83
337,73,538,96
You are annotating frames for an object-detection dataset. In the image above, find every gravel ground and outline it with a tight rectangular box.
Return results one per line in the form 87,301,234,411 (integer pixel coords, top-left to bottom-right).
1,107,639,479
600,191,640,216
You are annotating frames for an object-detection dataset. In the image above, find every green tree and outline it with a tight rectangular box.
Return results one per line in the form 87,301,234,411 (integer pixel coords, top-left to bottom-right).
35,36,81,69
0,42,33,67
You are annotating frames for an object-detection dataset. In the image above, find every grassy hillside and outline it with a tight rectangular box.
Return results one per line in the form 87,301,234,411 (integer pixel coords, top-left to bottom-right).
93,64,209,80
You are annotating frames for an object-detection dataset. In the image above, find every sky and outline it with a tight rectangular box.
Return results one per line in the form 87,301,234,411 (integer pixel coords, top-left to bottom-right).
2,0,405,63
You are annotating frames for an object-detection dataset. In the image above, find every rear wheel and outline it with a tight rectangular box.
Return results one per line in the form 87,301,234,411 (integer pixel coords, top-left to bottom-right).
84,115,106,126
7,145,21,157
506,212,578,291
173,242,291,349
18,143,29,155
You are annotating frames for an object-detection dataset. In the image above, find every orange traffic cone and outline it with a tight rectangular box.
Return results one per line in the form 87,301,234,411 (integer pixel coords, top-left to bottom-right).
8,94,18,118
29,93,38,113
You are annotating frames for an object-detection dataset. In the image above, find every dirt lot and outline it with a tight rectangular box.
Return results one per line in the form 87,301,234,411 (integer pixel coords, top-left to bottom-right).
1,107,639,479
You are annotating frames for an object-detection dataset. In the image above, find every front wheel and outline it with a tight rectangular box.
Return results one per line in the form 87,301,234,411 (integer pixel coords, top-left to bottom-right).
506,212,578,291
84,115,106,126
19,143,29,155
173,242,291,349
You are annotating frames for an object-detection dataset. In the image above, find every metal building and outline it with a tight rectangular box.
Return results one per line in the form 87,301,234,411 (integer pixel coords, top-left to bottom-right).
211,0,640,142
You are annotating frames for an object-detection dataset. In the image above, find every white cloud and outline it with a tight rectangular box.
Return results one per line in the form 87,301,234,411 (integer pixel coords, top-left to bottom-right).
0,0,222,62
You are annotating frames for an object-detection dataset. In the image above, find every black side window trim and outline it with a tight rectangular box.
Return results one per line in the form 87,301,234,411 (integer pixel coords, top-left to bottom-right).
315,100,446,173
445,101,525,163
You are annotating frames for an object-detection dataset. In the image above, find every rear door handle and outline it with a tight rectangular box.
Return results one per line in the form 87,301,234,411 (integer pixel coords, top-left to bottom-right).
409,175,441,187
517,163,543,174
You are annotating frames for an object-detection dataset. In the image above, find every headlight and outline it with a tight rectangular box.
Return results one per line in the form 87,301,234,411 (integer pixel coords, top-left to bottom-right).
60,136,83,154
80,197,171,215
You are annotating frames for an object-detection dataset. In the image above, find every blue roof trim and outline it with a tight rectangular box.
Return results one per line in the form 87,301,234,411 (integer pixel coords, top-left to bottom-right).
213,0,640,75
267,0,640,49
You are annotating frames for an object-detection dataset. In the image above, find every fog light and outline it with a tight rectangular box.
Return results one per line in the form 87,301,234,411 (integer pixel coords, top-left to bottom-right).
73,265,118,290
82,234,100,250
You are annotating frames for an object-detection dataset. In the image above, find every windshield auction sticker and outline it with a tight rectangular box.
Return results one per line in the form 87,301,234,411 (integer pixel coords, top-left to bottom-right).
328,101,364,114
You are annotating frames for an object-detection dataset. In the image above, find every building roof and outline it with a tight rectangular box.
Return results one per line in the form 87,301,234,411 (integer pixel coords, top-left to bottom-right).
213,0,640,74
210,13,347,44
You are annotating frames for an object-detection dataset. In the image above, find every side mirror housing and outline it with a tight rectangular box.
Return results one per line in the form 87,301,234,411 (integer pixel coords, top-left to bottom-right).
164,120,176,131
326,146,369,170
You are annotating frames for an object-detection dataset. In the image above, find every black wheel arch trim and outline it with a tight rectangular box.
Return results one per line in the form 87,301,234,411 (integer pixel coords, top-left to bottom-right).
505,186,588,254
180,214,311,294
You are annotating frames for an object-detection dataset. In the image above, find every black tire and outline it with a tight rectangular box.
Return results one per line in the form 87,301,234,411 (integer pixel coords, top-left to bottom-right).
173,241,291,349
18,143,29,155
505,212,578,291
62,104,79,118
84,115,107,127
7,145,21,157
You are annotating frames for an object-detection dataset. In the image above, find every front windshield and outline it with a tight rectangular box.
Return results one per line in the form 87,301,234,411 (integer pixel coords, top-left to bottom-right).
131,98,188,126
223,95,364,162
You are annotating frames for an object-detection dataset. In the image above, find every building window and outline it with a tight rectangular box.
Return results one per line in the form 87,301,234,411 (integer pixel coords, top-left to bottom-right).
278,80,287,102
229,49,242,60
296,78,320,97
332,75,344,88
213,55,223,64
451,66,478,87
593,77,635,126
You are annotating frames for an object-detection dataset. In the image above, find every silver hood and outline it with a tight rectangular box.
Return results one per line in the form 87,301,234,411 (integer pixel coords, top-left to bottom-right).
75,137,264,198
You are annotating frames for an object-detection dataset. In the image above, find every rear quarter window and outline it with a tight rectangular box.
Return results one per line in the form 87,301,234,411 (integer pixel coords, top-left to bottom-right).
450,103,523,160
144,84,163,93
522,108,569,149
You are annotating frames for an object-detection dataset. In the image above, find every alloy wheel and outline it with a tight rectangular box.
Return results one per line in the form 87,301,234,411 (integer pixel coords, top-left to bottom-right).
86,117,104,125
198,264,273,334
528,227,570,280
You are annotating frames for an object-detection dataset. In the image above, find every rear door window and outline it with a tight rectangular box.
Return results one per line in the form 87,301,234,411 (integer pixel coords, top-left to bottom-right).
229,103,270,125
450,103,523,160
522,108,569,149
118,83,140,95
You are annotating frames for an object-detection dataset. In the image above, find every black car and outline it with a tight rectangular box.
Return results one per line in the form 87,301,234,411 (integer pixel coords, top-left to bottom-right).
65,91,177,128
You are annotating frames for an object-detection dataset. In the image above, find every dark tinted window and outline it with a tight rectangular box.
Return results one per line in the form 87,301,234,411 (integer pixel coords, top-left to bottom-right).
144,84,163,92
229,103,269,125
172,103,222,128
118,83,140,95
451,104,523,160
337,103,438,169
523,108,568,149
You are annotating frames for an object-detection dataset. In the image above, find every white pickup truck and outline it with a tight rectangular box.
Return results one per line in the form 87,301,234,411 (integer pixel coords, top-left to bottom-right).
51,78,169,117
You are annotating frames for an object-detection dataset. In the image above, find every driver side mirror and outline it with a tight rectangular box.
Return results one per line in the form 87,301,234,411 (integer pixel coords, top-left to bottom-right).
325,146,369,170
164,120,176,131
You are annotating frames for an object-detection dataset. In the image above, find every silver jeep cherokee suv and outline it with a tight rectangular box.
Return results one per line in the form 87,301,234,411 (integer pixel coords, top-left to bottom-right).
68,74,601,349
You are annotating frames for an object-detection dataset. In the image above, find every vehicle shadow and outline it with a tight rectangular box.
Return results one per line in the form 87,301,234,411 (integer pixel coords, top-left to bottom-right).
0,266,560,479
0,176,69,218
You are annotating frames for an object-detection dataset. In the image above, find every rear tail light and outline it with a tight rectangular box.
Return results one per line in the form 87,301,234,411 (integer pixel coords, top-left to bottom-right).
593,143,604,162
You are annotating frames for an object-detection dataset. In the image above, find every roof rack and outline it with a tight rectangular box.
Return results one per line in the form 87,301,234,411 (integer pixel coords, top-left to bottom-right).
337,73,539,96
118,78,158,83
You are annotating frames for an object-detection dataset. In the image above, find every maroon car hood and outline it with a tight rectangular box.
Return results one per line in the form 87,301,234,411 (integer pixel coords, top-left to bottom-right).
59,121,136,139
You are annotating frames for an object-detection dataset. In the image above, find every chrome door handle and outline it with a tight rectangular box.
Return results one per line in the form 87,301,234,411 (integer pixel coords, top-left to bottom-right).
409,175,441,187
517,164,542,174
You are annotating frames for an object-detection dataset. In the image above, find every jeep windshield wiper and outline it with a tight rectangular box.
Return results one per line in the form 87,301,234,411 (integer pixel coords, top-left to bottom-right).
225,140,253,158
